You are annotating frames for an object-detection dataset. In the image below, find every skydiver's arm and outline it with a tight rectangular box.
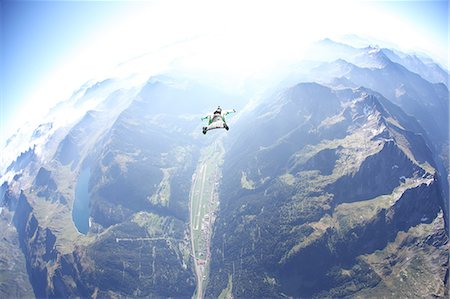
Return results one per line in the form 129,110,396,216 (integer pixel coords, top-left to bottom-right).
201,114,212,121
223,109,236,116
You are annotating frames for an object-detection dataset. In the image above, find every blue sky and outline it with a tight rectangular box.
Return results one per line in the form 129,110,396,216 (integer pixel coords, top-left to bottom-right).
1,1,123,109
372,0,448,56
0,0,448,146
1,1,131,143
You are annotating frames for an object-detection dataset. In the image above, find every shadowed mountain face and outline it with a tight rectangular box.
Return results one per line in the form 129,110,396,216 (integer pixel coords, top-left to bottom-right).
0,39,448,298
206,83,448,298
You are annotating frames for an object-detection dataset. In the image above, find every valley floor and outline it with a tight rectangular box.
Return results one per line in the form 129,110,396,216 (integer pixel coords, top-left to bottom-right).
190,139,225,299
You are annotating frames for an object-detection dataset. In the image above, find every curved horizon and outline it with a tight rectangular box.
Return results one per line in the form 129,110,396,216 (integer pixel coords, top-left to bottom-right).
1,0,448,147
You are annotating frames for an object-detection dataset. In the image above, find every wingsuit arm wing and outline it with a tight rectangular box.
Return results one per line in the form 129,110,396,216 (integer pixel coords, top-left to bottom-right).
223,109,236,116
201,114,212,121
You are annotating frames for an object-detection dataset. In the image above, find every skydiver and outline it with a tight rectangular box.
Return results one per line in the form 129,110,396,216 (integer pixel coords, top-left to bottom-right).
201,106,236,135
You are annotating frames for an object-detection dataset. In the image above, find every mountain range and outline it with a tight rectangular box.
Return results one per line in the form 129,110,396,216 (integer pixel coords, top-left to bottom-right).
0,38,448,298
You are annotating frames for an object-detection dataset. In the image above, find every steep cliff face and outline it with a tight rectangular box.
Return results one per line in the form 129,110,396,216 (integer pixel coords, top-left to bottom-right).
13,193,67,298
0,202,33,298
206,83,448,298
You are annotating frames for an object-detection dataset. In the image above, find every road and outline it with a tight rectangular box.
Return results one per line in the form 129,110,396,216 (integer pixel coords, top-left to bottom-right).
115,237,182,243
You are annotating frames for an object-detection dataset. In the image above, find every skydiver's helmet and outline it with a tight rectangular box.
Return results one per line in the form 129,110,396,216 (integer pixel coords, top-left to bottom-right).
215,107,222,114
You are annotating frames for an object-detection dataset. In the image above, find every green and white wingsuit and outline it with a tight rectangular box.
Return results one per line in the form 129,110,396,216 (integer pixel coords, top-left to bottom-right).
201,106,236,134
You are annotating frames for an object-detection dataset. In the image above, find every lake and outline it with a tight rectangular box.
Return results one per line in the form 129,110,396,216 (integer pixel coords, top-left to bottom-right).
72,167,91,234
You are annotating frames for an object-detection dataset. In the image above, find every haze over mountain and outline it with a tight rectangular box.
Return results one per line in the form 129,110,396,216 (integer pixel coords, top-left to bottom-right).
0,38,448,298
